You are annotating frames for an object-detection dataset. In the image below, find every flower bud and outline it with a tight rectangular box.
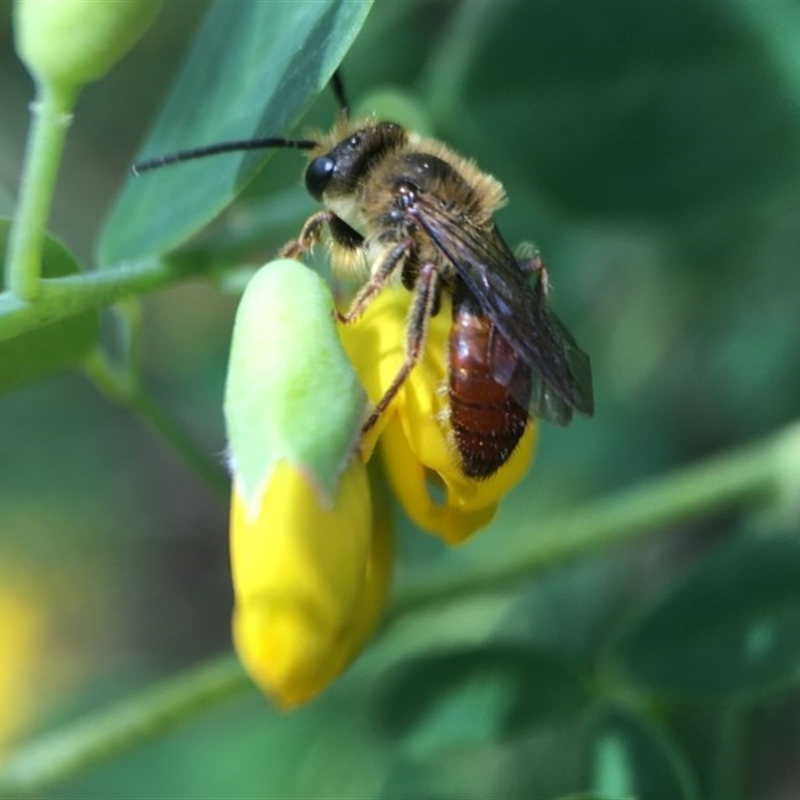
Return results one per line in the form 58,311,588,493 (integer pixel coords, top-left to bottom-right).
224,259,366,505
14,0,161,95
225,260,389,707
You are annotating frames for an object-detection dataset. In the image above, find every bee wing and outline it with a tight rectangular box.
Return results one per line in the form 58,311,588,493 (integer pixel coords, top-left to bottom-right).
409,195,594,423
525,302,594,424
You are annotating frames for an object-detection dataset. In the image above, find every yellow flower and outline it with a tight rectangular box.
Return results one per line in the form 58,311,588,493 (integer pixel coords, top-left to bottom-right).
225,260,390,708
338,286,536,545
225,260,534,709
231,458,391,709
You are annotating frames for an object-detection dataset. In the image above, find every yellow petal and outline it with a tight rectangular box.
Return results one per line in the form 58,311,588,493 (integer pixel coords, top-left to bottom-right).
337,286,412,459
231,457,387,709
379,413,496,544
335,493,394,660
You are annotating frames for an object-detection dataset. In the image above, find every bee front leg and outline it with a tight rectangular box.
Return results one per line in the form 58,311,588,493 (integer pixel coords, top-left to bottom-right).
279,211,335,259
281,211,366,260
362,261,441,435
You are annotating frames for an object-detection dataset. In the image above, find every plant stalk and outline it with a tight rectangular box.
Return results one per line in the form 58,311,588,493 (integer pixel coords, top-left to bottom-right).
83,351,230,500
4,82,74,301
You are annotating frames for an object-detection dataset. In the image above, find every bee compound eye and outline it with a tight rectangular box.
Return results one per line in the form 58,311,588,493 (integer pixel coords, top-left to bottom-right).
305,156,335,200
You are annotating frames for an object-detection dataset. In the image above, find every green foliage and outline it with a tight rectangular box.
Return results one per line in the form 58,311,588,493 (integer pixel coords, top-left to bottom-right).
2,1,800,799
461,2,800,240
0,218,98,391
610,533,800,700
579,706,700,800
372,644,590,756
99,0,371,265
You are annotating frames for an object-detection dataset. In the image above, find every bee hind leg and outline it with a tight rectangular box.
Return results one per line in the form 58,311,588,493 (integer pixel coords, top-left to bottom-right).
518,252,551,296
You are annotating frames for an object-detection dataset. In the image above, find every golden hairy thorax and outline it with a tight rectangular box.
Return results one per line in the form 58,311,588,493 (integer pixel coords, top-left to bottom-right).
307,117,507,277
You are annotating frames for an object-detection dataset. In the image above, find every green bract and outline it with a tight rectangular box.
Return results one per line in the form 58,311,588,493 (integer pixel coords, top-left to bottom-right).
224,260,366,504
14,0,161,95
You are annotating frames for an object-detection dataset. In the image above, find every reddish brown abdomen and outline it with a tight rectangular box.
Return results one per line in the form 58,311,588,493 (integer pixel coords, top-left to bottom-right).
448,301,531,480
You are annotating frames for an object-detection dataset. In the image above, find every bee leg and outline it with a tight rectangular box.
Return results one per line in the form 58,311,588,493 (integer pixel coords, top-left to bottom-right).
362,262,441,435
281,211,364,260
518,253,550,296
280,211,335,259
338,238,415,324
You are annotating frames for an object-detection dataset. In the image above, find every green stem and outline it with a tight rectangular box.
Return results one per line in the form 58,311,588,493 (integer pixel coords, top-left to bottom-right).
0,656,249,799
392,422,800,617
1,421,798,796
113,297,145,385
0,255,200,343
4,81,75,301
83,351,230,500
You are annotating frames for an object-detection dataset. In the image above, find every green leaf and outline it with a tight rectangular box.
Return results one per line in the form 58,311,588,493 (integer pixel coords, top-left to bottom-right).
579,706,699,800
0,183,14,217
0,219,99,392
371,644,590,758
97,0,373,267
459,2,800,251
610,533,800,699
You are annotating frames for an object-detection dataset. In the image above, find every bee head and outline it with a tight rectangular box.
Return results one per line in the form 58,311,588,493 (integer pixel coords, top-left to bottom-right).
304,121,407,201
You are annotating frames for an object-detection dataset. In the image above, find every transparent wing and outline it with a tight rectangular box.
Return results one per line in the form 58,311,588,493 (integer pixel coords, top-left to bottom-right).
409,194,594,422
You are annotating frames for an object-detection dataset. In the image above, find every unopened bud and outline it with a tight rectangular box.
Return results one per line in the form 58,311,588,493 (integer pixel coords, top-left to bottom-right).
14,0,161,95
224,259,366,505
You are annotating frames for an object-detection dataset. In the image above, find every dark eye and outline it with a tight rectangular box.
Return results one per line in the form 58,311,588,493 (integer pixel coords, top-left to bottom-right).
305,156,335,200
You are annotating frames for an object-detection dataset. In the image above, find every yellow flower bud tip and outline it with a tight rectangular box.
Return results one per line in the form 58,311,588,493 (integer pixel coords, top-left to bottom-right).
14,0,162,95
225,260,366,503
231,457,391,709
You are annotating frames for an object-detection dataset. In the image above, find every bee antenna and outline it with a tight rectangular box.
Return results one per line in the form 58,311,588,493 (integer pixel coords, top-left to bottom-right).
130,137,318,176
330,70,349,118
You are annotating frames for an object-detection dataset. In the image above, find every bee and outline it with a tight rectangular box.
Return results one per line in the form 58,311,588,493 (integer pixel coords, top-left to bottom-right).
134,73,594,479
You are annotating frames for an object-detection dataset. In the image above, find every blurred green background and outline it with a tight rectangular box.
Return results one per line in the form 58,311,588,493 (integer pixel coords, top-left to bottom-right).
2,1,800,797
